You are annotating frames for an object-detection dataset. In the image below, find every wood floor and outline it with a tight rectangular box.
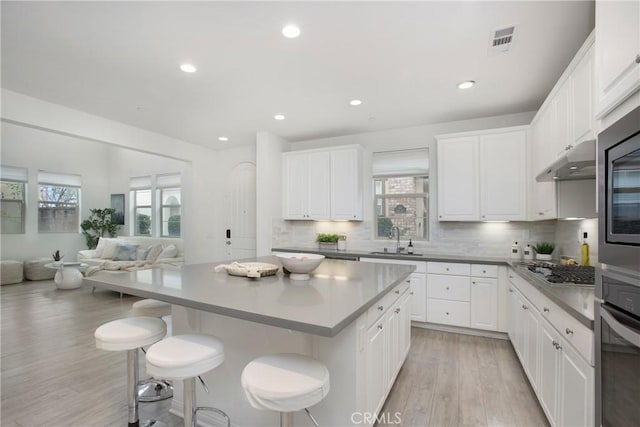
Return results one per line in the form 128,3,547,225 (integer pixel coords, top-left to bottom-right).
1,280,548,427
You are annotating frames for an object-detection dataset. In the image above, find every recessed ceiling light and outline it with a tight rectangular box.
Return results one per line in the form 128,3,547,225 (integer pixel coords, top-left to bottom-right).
282,25,301,38
457,80,476,89
218,136,229,142
274,114,286,121
180,63,197,73
349,99,362,106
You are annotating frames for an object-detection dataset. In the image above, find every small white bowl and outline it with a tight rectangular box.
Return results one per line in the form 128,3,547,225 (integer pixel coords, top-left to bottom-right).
275,253,325,281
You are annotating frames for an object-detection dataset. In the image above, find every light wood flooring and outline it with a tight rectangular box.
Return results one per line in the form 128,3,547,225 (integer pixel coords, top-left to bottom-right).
1,280,548,427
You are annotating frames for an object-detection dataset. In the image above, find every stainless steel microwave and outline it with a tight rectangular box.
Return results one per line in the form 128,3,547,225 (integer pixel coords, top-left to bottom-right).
598,106,640,274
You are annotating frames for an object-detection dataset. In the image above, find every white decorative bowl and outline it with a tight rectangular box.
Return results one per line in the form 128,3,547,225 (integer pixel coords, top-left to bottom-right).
275,253,325,281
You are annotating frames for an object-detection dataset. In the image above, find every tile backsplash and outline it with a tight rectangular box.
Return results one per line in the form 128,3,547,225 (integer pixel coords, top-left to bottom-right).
272,218,595,259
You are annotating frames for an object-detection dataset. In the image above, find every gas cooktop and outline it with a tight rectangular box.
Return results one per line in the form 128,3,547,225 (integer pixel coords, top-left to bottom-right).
526,262,595,285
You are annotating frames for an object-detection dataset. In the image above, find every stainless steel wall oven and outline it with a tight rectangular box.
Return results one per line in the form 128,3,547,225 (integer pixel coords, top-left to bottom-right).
598,106,640,274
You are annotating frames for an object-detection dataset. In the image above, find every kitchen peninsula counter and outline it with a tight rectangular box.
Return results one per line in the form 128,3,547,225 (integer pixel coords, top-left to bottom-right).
83,256,414,337
85,256,414,426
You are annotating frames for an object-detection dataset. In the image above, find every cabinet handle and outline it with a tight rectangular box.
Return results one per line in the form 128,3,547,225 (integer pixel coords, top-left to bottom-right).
522,304,528,310
377,324,383,330
552,340,561,349
472,281,476,285
378,305,384,311
446,286,450,290
482,270,486,274
482,215,485,218
446,268,450,271
395,308,401,314
636,54,640,64
565,328,573,335
543,307,550,313
509,288,513,293
405,280,411,283
446,312,450,315
538,212,544,216
410,292,414,295
395,290,400,294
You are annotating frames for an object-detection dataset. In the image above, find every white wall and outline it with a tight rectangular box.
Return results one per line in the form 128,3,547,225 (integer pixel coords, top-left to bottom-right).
269,111,566,258
256,131,289,256
0,90,233,264
1,121,110,260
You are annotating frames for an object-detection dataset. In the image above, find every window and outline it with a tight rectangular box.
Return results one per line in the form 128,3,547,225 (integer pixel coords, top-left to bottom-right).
38,171,81,233
157,173,181,237
1,165,27,234
130,173,182,237
131,176,152,236
372,149,429,241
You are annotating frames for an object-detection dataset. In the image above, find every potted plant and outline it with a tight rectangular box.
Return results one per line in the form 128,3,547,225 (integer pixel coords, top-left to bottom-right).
533,242,556,261
81,208,120,249
316,233,340,250
52,250,64,267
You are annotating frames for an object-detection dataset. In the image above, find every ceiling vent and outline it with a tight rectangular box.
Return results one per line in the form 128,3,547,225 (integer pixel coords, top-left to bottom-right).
489,26,515,55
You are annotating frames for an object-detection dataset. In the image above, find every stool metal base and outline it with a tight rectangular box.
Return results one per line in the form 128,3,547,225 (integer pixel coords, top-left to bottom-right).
137,378,173,402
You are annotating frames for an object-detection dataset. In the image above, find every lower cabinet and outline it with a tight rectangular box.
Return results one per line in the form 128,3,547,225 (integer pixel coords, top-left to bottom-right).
508,269,594,427
364,285,411,417
408,272,426,322
470,276,498,330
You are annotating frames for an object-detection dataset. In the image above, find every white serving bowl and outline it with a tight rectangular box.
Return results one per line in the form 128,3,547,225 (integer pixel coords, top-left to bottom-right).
275,253,325,280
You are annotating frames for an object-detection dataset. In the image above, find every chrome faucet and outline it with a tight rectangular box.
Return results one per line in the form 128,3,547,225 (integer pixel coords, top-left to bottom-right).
389,226,403,253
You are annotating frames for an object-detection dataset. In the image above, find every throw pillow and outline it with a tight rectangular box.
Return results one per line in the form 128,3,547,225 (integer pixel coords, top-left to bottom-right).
94,237,111,258
158,244,178,259
101,238,121,259
112,243,140,261
140,245,154,260
145,244,164,263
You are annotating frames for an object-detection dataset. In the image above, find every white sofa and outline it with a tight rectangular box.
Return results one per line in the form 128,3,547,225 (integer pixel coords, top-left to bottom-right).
77,236,184,267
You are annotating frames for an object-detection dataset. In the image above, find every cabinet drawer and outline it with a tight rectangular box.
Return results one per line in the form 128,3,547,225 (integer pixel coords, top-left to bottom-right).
471,264,498,278
427,298,470,327
427,274,470,302
427,262,470,276
541,298,594,365
366,283,409,327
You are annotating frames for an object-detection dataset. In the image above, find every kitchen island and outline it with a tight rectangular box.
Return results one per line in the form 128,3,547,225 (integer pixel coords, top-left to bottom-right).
84,256,415,427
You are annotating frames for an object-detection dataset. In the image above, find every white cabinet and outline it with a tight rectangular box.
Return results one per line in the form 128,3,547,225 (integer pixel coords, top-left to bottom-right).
470,277,498,331
550,80,572,159
436,136,479,221
530,112,557,220
363,283,411,416
408,272,426,322
508,269,594,427
283,151,330,220
572,48,595,145
426,262,501,331
437,128,527,222
595,0,640,118
282,145,362,221
330,148,363,220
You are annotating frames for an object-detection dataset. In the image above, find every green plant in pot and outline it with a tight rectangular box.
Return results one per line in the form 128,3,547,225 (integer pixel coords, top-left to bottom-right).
81,208,120,249
52,249,63,266
533,242,556,261
316,233,340,250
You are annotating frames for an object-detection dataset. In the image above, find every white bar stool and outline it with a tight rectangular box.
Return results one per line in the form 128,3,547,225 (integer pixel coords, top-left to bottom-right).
241,353,330,427
146,334,230,427
132,299,173,402
95,316,167,427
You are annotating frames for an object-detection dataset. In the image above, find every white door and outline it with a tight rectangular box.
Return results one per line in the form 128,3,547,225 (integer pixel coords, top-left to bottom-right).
409,273,426,322
437,136,480,221
330,148,362,220
539,319,560,426
366,320,387,415
559,342,594,427
524,304,541,392
308,151,331,220
470,277,498,330
571,47,595,145
283,152,310,219
225,162,256,259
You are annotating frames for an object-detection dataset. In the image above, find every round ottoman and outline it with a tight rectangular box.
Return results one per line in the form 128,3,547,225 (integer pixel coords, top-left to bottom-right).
24,258,56,281
1,260,24,285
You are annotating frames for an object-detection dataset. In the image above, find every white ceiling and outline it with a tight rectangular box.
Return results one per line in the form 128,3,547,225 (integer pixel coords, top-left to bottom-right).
1,1,594,148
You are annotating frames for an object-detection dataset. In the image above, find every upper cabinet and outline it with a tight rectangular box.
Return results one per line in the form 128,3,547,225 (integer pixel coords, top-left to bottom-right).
282,145,363,221
437,127,527,222
595,0,640,118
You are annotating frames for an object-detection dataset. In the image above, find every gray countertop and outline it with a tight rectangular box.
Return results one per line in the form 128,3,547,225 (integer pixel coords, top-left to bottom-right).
83,256,414,338
272,247,510,265
273,247,596,328
508,262,595,329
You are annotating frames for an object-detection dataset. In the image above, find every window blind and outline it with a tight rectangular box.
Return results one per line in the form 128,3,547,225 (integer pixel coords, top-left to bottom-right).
130,176,152,190
0,165,28,182
156,173,181,188
372,149,429,177
37,170,81,187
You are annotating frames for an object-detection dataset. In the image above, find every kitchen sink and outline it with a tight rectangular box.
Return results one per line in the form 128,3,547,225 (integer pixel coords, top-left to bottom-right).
368,251,423,257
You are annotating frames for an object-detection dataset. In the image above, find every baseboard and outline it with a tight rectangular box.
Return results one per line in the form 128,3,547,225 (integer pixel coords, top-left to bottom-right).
411,321,509,340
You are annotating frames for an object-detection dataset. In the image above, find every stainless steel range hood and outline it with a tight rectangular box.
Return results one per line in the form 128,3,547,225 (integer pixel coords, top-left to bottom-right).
536,139,596,182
